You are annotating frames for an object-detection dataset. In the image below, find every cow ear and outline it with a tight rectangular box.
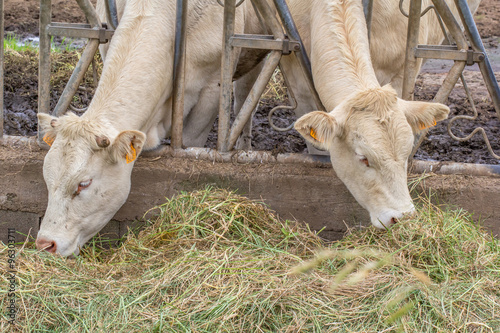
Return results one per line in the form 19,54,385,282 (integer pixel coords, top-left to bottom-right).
400,100,450,134
294,111,339,150
110,130,146,164
37,113,60,147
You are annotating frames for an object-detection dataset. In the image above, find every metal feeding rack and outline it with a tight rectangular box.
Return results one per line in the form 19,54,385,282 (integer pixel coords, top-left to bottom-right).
0,0,499,160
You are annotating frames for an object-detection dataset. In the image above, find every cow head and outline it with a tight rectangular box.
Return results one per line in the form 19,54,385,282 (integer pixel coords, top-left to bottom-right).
36,113,146,256
295,85,449,229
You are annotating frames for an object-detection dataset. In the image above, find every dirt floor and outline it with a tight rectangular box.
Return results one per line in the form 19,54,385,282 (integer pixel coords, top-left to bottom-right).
2,0,500,164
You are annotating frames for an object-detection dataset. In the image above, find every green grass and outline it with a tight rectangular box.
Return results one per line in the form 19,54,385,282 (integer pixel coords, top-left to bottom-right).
1,187,499,332
3,35,81,53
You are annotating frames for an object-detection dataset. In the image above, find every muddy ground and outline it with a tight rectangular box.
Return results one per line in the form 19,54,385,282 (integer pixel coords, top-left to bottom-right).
2,0,500,164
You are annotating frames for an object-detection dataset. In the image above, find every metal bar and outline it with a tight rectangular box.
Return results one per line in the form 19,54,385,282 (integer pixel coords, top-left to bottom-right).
75,0,101,28
53,40,100,116
251,0,285,40
410,60,466,158
171,0,188,149
415,46,484,62
273,0,325,111
228,51,282,150
362,0,373,40
38,0,51,127
104,0,119,30
430,0,468,50
402,0,422,100
217,0,236,152
454,0,500,117
0,0,4,139
230,34,300,51
47,24,114,40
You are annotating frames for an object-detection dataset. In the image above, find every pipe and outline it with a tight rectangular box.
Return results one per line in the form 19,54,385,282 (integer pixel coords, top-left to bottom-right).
217,0,237,152
454,0,500,118
38,0,51,144
104,0,119,30
272,0,325,111
402,0,422,101
430,0,468,50
171,0,188,149
362,0,373,40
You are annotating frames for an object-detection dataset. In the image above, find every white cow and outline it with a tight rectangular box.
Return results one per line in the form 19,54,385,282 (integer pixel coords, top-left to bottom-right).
35,0,454,256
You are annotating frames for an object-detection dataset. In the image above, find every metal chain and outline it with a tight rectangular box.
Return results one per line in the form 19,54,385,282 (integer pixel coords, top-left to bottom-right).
268,65,298,132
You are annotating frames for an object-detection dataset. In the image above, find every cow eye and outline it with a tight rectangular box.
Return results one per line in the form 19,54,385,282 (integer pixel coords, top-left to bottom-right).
75,179,92,196
357,155,370,167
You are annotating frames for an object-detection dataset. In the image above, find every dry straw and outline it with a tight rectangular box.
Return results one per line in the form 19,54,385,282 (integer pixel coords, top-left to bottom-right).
1,187,499,332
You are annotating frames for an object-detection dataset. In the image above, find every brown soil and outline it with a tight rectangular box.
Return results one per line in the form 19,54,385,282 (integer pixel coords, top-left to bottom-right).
2,0,500,164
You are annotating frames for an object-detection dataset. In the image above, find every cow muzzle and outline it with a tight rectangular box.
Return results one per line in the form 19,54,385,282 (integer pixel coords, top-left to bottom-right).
35,237,57,253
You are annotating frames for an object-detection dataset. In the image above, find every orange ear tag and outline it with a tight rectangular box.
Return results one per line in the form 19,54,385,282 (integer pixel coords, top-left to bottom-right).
126,144,137,164
43,134,55,147
419,119,437,130
310,128,323,143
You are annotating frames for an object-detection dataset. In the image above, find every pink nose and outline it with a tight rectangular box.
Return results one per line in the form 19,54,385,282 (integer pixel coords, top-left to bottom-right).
36,237,57,253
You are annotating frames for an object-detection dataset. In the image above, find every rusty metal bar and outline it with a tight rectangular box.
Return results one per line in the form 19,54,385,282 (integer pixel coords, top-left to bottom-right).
402,0,422,100
0,0,4,139
454,0,500,117
272,0,325,111
228,50,282,150
171,0,188,149
38,0,51,145
217,0,237,152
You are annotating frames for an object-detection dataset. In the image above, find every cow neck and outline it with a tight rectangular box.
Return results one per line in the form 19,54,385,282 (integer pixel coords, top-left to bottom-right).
309,0,380,111
86,1,173,133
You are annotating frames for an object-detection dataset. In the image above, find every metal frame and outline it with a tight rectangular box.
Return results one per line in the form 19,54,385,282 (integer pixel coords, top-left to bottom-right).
24,0,500,161
402,0,500,158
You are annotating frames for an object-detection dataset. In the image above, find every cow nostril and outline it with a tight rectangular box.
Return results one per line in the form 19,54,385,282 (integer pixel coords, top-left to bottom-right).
391,217,398,224
36,238,57,253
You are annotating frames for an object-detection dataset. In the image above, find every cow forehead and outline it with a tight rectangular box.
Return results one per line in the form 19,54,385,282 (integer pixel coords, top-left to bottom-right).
346,110,413,159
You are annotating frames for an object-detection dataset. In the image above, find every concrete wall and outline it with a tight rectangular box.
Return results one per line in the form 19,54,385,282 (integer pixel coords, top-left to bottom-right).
1,136,499,246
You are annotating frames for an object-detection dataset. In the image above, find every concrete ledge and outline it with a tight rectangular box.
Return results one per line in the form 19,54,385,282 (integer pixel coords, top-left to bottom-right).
0,135,499,245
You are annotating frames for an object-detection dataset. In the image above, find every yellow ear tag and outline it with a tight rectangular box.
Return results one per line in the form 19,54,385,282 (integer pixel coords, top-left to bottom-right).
43,134,55,147
310,128,323,143
419,119,437,130
126,144,137,164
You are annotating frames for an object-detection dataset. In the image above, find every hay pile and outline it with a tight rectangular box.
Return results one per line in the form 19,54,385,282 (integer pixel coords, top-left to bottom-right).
1,188,499,332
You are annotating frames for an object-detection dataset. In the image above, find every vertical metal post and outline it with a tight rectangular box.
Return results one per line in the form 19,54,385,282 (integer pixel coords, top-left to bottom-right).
362,0,373,40
0,0,4,139
38,0,52,121
402,0,422,101
454,0,500,117
217,0,236,152
272,0,325,111
171,0,188,150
